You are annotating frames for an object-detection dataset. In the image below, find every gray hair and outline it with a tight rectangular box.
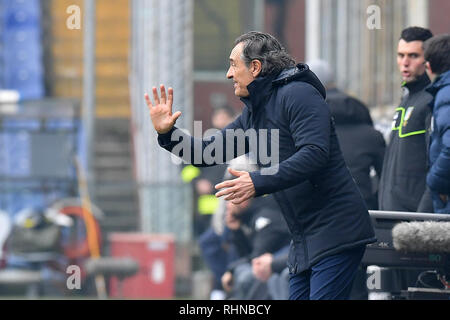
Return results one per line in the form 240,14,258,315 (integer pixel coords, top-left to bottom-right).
235,31,296,77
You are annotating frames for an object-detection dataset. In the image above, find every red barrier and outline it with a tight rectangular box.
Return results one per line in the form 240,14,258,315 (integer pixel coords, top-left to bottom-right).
109,233,175,299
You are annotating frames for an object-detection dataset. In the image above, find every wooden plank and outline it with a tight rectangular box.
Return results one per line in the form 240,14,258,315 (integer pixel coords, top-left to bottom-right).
49,0,131,119
96,61,129,78
50,41,84,60
96,105,131,118
96,84,129,98
96,43,129,59
51,0,83,10
51,25,129,41
53,81,129,99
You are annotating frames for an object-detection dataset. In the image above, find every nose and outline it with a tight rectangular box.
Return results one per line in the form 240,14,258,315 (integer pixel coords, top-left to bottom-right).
401,56,410,67
226,67,233,79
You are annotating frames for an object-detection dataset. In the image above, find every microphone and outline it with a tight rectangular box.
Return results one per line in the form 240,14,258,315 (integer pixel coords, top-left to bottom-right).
392,221,450,253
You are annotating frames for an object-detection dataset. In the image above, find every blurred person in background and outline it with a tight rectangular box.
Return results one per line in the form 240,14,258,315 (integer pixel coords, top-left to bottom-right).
307,59,386,211
220,193,290,300
184,105,237,237
376,26,435,299
308,59,386,300
199,155,290,300
182,105,237,299
251,249,290,300
198,156,257,300
424,34,450,214
378,26,434,213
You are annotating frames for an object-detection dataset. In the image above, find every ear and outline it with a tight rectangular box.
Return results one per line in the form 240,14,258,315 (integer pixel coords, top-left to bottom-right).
251,60,262,77
425,61,432,73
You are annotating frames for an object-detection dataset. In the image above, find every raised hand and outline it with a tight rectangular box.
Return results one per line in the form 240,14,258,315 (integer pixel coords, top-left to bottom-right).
145,85,182,134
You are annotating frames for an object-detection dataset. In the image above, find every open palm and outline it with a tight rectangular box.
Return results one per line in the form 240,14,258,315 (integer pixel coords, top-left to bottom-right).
145,85,182,134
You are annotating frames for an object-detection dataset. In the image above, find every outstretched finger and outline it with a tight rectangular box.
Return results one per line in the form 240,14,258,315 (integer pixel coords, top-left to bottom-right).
168,87,174,109
160,84,167,105
144,93,153,108
215,179,234,191
215,186,237,198
232,197,246,205
228,168,245,177
224,191,238,201
152,87,160,105
171,111,182,123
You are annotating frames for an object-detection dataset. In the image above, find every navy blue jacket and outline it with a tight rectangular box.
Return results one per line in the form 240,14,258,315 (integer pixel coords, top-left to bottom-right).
158,63,376,274
426,70,450,213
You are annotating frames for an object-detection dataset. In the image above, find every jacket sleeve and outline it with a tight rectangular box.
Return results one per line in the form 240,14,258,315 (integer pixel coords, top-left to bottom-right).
157,113,249,167
249,83,331,196
372,130,386,178
271,253,288,274
427,103,450,194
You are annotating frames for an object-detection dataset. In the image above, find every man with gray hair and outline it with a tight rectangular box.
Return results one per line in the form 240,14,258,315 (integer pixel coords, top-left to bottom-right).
146,31,376,300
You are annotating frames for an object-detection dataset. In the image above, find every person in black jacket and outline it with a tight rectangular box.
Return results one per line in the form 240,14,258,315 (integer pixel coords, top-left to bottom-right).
146,31,376,300
198,155,259,300
378,27,434,213
377,26,434,299
252,248,290,300
189,105,237,237
308,59,386,210
220,194,290,299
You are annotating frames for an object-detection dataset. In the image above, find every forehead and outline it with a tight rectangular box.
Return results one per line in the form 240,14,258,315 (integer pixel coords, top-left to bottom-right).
229,42,244,61
398,39,424,54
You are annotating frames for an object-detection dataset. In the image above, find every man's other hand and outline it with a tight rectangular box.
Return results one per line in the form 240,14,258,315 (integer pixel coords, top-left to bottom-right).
215,168,256,204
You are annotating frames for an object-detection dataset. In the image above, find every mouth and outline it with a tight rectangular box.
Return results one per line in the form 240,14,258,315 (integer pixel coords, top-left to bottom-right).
402,71,411,78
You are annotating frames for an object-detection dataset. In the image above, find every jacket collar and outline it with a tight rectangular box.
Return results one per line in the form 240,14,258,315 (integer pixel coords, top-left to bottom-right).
239,63,327,112
240,73,278,113
402,72,431,94
426,70,450,96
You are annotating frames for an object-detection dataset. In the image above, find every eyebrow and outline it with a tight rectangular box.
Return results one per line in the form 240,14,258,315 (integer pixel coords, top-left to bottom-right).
397,52,420,56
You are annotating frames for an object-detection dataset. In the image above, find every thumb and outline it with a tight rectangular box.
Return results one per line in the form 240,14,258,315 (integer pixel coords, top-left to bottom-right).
171,111,182,123
228,167,245,177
